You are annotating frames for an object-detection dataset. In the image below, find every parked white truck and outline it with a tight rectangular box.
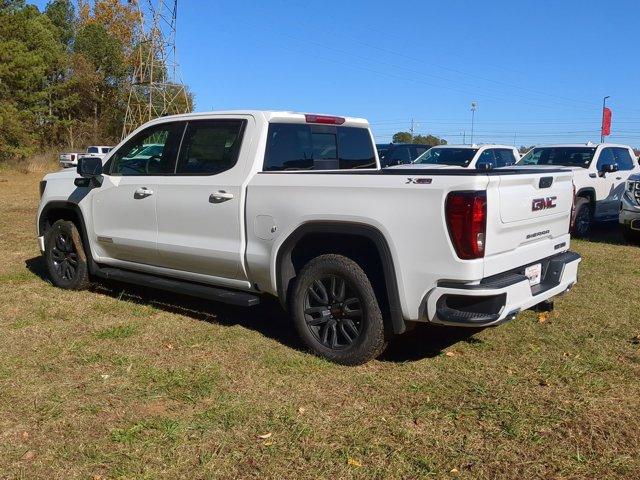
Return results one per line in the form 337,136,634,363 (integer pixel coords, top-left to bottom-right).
517,143,640,237
59,146,112,168
37,111,581,364
393,144,520,170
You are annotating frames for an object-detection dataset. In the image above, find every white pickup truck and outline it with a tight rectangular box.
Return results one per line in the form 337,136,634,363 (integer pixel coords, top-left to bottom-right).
59,146,112,168
517,143,640,237
392,144,520,170
36,111,581,364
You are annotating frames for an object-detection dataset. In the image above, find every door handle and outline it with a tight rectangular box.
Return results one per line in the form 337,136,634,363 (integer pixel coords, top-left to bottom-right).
209,190,234,203
134,187,154,199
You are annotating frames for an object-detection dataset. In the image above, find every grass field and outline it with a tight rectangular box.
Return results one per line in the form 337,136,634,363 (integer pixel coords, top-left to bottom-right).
1,170,639,479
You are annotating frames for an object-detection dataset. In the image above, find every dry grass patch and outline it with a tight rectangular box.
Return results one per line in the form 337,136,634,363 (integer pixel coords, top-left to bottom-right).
0,168,639,479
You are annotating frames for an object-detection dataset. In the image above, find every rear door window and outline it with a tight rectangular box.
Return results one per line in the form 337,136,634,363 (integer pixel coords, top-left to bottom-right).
264,123,375,171
596,148,616,171
175,120,246,175
409,146,428,161
385,146,411,165
494,149,517,167
613,147,635,171
475,149,496,168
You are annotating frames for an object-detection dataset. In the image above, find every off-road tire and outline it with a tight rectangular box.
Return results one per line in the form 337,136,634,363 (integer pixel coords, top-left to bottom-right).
44,219,90,290
572,198,592,238
290,254,387,365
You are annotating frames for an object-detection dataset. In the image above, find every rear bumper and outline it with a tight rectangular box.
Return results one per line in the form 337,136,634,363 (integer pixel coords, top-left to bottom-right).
420,251,581,327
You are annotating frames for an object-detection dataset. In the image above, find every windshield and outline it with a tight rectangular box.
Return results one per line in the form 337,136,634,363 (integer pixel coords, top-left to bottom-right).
413,147,478,167
517,147,596,168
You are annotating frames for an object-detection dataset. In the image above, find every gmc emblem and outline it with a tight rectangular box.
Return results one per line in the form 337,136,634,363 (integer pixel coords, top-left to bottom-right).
532,196,557,211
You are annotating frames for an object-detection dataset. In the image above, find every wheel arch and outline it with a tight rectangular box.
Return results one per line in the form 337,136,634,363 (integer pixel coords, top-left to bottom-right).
39,201,98,273
575,187,596,209
275,221,406,334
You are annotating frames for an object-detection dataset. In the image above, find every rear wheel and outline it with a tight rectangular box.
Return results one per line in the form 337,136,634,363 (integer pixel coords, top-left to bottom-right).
290,254,387,365
572,198,592,238
44,219,90,290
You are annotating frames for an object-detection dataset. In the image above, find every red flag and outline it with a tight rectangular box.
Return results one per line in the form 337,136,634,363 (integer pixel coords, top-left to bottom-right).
601,107,612,136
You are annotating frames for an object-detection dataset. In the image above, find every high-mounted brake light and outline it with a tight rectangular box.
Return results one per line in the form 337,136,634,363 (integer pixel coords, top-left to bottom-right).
305,114,345,125
445,191,487,260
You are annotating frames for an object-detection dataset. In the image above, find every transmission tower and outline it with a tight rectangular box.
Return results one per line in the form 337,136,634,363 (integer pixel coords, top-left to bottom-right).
122,0,191,139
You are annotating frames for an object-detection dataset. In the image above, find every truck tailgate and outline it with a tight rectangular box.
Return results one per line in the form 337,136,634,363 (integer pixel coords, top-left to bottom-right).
484,169,574,276
499,172,573,223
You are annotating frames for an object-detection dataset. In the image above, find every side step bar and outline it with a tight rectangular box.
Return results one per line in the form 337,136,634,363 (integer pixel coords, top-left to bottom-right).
94,267,261,307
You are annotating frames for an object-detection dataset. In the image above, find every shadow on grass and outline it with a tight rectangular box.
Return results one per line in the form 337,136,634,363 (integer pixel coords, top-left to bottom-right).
25,256,479,363
584,221,629,246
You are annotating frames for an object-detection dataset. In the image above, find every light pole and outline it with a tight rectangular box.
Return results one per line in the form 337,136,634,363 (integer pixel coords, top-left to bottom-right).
601,95,610,143
470,102,477,145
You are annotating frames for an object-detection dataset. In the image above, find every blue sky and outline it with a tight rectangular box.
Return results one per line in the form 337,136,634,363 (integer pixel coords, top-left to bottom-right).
35,0,640,146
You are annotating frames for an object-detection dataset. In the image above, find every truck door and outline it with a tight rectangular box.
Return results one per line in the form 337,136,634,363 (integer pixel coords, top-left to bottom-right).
154,117,252,282
90,122,182,265
594,147,621,219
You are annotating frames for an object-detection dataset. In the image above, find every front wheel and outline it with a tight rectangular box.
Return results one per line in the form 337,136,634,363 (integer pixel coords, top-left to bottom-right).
44,219,91,290
290,254,387,365
572,198,592,238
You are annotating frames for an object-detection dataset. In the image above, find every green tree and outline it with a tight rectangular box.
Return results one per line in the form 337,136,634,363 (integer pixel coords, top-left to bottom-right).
412,134,447,146
0,3,66,159
392,131,413,143
45,0,76,48
392,132,447,145
74,23,125,142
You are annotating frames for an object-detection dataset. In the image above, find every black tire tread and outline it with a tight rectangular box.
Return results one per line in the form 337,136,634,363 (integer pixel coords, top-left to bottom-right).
290,254,387,365
45,219,91,290
571,198,592,238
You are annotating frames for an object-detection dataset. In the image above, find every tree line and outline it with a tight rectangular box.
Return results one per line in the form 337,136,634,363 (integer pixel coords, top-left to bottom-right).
0,0,193,162
391,132,447,145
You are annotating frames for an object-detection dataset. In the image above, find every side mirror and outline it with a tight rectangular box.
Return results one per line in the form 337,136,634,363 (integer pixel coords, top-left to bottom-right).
599,163,618,177
476,162,494,171
75,157,103,187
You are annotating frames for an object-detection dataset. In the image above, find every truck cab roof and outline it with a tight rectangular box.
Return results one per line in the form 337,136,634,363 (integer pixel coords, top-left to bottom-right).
525,142,633,149
152,110,370,128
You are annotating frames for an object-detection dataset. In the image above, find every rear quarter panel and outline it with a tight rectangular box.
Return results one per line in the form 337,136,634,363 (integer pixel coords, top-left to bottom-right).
246,172,490,320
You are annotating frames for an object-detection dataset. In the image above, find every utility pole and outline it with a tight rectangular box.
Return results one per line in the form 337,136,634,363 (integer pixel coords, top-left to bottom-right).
470,102,477,145
462,130,466,144
600,95,610,143
409,118,417,141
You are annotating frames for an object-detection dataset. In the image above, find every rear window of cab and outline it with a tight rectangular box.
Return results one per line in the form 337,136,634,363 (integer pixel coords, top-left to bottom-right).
263,123,376,171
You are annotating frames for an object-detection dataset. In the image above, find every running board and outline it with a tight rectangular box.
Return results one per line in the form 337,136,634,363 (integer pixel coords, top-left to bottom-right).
94,267,261,307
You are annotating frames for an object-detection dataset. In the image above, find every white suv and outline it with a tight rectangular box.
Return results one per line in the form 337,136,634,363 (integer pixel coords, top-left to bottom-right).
518,143,640,237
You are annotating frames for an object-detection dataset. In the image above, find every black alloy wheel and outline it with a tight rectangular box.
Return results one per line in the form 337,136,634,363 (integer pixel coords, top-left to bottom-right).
50,229,79,281
303,275,363,350
45,219,90,290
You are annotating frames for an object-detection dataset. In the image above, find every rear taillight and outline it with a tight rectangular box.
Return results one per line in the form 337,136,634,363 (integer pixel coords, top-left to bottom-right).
445,191,487,260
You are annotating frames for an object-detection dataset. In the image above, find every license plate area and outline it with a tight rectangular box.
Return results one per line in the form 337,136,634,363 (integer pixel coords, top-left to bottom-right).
525,263,542,286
